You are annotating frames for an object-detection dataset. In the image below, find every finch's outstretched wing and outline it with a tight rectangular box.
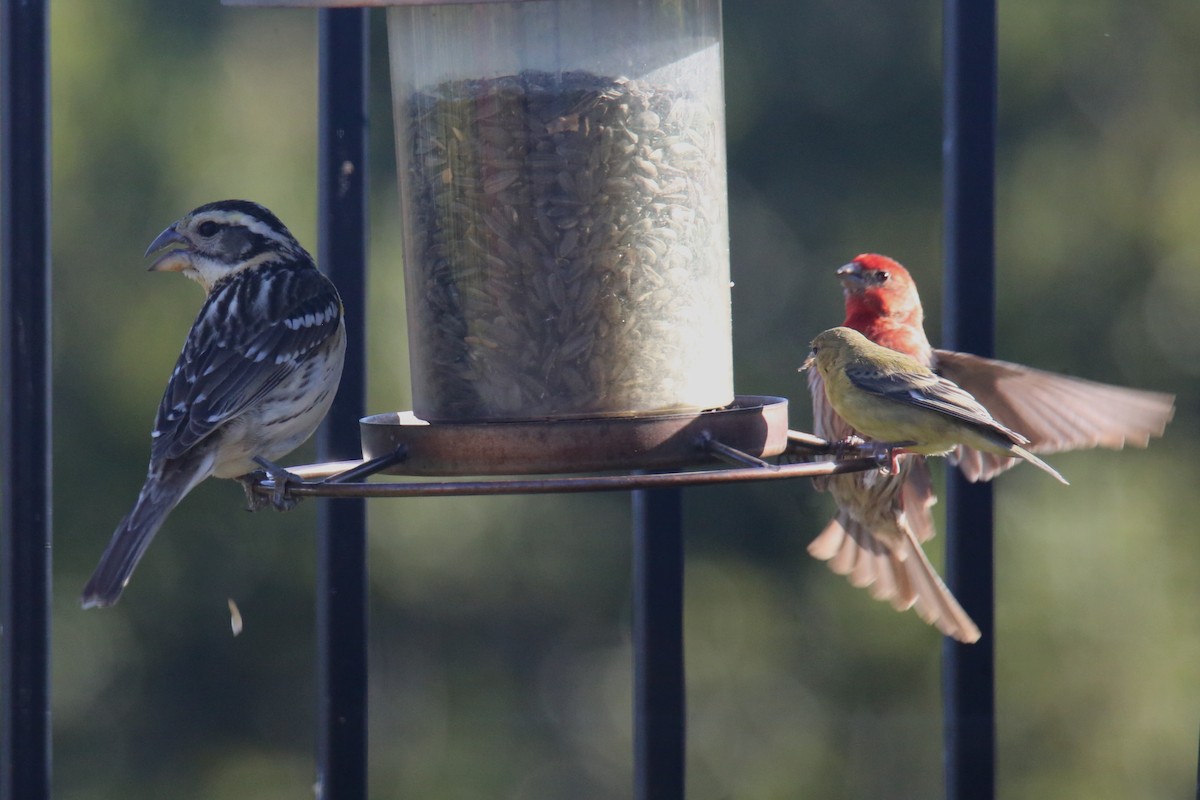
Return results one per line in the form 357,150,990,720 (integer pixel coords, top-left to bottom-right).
843,360,1026,445
934,349,1175,481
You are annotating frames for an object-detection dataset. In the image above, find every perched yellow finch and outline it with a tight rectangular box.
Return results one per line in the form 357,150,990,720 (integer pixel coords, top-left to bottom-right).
81,200,346,608
804,327,1068,485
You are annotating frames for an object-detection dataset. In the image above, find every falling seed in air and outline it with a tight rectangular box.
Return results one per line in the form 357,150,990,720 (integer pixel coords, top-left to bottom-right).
228,598,243,637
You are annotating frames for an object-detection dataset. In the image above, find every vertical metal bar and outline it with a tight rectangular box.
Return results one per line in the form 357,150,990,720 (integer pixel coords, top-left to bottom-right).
1,1,52,798
316,9,369,800
632,487,686,800
941,2,997,799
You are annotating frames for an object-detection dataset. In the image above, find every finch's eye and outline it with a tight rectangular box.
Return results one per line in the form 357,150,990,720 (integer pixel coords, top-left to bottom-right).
874,271,889,283
197,221,220,237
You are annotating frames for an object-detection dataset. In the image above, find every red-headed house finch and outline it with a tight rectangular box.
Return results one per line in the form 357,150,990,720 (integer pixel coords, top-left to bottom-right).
805,254,1174,642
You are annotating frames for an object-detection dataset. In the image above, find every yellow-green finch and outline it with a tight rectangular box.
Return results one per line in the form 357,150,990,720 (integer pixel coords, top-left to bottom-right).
806,327,1069,484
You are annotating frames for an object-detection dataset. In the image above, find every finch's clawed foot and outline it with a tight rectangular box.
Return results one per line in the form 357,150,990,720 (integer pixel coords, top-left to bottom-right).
832,437,910,474
870,442,905,475
830,434,866,459
239,457,306,511
865,441,918,474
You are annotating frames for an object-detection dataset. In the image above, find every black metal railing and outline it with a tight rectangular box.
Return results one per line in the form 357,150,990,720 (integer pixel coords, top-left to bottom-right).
1,1,52,798
316,9,371,800
632,487,686,799
942,3,997,799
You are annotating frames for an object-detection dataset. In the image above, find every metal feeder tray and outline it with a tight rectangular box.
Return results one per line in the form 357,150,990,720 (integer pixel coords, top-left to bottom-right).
249,396,894,501
361,394,788,476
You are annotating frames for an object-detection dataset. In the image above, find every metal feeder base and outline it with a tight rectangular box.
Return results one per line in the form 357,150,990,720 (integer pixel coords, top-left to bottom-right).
359,395,789,476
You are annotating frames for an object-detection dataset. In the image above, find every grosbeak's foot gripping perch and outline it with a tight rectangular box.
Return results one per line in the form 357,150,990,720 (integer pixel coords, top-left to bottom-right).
251,456,306,512
238,474,270,512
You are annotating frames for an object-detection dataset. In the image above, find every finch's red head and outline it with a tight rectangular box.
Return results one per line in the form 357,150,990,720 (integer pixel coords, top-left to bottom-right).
837,253,915,298
836,254,929,358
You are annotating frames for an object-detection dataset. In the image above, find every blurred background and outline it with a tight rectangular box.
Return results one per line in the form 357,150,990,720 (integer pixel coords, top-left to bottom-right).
28,1,1199,798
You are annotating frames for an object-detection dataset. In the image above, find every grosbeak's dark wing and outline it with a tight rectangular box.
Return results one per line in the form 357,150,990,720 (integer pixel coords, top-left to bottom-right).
152,263,342,461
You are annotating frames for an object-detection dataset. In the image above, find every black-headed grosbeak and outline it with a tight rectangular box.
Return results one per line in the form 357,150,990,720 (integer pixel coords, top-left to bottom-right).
81,200,346,608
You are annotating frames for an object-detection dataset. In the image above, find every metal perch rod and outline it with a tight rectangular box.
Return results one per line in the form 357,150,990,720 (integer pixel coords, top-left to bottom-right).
248,430,899,500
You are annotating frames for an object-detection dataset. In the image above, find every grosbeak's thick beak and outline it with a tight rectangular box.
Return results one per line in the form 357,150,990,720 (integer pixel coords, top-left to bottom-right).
836,260,865,291
145,225,191,272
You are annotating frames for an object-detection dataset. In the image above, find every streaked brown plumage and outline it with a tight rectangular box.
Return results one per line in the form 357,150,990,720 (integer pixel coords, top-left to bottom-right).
81,200,345,608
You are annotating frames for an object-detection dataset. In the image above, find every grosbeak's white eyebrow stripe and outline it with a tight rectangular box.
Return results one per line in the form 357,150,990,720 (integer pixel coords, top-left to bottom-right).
217,211,294,248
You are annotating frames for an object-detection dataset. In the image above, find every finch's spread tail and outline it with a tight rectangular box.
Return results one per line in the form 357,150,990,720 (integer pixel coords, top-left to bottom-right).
808,512,981,644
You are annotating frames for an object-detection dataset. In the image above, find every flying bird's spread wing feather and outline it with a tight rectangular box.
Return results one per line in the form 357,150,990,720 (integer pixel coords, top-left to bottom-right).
808,368,851,444
807,367,852,492
808,512,980,643
934,349,1175,481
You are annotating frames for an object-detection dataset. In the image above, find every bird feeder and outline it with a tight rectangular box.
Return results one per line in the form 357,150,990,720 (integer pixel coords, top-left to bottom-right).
387,0,732,422
226,0,830,478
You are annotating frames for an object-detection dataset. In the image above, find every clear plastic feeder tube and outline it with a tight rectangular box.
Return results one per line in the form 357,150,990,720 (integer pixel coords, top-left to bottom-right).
388,0,732,421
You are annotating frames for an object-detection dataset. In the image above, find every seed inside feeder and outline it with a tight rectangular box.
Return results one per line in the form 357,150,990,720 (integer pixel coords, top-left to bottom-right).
402,69,732,421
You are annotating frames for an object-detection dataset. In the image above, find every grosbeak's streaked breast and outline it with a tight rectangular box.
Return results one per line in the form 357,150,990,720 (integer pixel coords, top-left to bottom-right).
81,200,346,608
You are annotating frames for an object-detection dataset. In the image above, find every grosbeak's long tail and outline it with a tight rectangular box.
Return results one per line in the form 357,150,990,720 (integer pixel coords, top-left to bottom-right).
81,459,210,608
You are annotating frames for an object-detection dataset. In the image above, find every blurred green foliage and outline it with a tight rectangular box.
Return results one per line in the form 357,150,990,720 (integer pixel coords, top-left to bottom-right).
25,1,1199,798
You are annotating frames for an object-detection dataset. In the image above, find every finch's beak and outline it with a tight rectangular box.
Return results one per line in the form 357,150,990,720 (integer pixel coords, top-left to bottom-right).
800,351,816,373
836,260,866,291
145,225,191,272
